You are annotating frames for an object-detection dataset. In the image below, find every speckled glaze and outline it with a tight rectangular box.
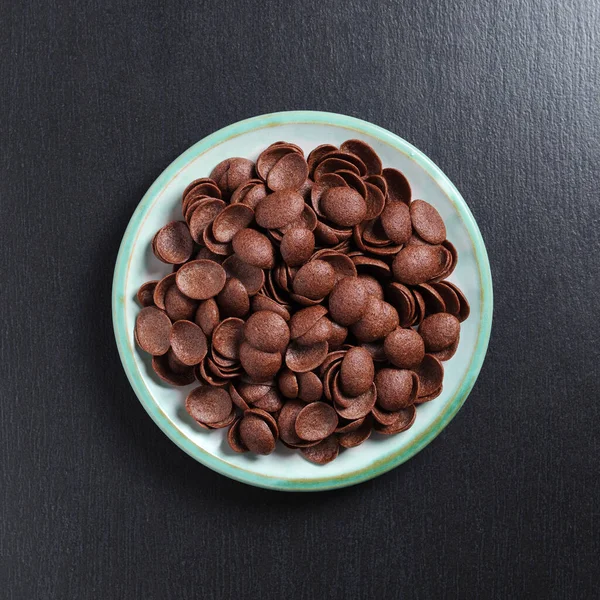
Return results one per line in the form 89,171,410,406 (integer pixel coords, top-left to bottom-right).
112,111,493,491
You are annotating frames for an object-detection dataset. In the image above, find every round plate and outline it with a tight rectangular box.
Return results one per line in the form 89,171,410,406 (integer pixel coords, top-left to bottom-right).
112,111,493,491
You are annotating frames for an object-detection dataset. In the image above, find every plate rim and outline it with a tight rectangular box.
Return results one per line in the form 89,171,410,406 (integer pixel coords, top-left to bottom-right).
112,110,493,491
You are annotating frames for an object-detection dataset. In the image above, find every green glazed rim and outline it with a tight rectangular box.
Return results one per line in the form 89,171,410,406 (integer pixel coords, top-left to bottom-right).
112,110,493,491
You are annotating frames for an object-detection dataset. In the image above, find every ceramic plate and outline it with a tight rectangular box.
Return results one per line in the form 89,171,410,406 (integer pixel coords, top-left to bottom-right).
112,111,493,491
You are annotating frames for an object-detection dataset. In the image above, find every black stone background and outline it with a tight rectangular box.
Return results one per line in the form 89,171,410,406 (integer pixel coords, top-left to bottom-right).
1,1,599,598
